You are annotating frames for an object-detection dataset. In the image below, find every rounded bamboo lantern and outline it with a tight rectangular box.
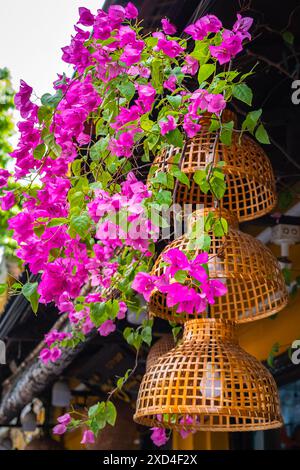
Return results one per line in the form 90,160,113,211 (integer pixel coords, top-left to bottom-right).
150,111,276,222
146,334,175,372
149,209,288,324
134,319,283,431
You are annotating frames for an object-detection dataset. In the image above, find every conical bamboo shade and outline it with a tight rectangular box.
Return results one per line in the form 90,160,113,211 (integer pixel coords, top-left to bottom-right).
134,319,283,431
150,111,276,222
149,209,288,324
146,335,175,372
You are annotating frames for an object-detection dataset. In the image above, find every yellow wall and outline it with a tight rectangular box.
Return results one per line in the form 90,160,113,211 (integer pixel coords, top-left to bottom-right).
239,242,300,360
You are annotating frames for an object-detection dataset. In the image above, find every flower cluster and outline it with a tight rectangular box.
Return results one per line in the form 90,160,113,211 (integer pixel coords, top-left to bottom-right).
132,248,227,315
1,1,254,446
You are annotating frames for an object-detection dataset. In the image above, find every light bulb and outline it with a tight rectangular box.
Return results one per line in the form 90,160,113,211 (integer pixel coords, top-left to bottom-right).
200,363,221,399
51,379,71,407
21,408,37,432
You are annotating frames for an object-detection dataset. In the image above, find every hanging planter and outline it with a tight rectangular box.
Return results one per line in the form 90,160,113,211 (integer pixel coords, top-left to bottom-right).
149,208,288,323
135,319,282,431
151,111,276,222
146,334,175,372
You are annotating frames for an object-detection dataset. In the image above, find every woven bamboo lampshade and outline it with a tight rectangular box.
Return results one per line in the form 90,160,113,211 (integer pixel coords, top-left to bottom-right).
149,209,288,324
146,335,175,372
134,319,283,431
150,111,276,222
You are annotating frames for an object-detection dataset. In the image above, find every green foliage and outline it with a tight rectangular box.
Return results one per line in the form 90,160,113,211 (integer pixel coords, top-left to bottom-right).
123,318,153,350
22,282,40,314
87,401,117,435
232,83,253,105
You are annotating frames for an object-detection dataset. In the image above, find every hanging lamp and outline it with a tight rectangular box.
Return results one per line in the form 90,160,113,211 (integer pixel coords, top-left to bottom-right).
150,111,276,222
149,208,288,323
146,334,175,372
134,319,283,431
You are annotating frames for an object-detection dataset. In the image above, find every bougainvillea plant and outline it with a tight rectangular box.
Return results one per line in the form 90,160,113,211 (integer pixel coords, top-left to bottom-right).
0,3,266,445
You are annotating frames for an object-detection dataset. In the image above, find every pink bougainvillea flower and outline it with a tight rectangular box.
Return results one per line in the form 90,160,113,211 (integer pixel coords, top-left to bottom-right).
98,319,116,337
117,301,127,320
179,415,196,439
0,169,10,188
135,83,156,112
120,40,144,66
202,279,228,304
81,430,95,445
132,272,157,301
51,347,62,361
185,14,222,40
161,18,177,35
159,115,176,135
108,5,125,23
125,2,139,19
188,253,208,283
57,413,71,426
0,191,14,211
77,7,94,26
183,115,201,138
53,424,67,435
156,37,184,58
40,348,52,364
109,131,135,158
182,55,199,75
14,80,35,118
210,30,243,64
150,427,168,447
162,248,189,276
233,14,253,40
206,93,226,114
163,75,177,91
128,65,150,78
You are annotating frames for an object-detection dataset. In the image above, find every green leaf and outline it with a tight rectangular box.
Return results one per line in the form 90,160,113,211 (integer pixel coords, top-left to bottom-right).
47,217,68,228
166,128,183,148
141,326,152,347
90,137,110,162
105,402,117,426
88,402,105,418
70,214,91,238
151,172,167,186
0,284,7,295
117,81,136,102
68,190,84,210
33,143,46,160
140,115,155,132
43,132,61,158
167,95,182,109
151,58,163,93
90,302,108,327
232,83,253,106
170,167,190,187
38,106,52,124
106,299,120,319
190,41,209,65
174,270,188,283
210,175,226,199
193,170,206,185
255,123,270,144
213,217,228,236
41,89,63,108
197,63,215,85
22,282,40,314
242,109,262,134
155,189,172,206
282,31,294,45
71,160,82,176
220,120,234,146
